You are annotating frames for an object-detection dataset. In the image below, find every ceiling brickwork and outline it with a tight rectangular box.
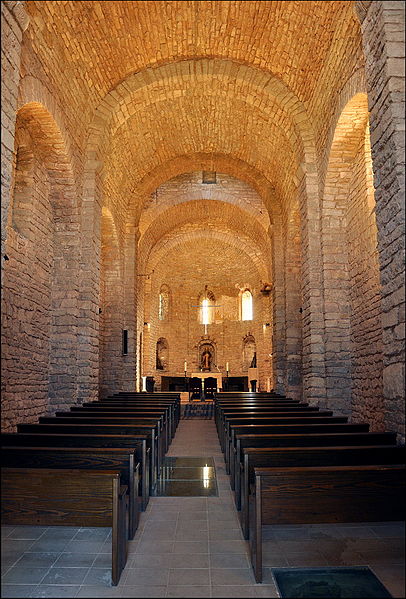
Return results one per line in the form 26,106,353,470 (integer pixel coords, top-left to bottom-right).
25,1,363,235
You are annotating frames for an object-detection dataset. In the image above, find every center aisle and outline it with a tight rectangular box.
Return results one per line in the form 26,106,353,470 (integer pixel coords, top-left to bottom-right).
110,418,279,598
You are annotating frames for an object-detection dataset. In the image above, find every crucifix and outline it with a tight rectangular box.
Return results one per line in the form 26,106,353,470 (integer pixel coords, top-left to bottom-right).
190,299,222,334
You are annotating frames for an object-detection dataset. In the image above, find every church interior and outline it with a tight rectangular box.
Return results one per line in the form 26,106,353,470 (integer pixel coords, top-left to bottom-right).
1,1,405,597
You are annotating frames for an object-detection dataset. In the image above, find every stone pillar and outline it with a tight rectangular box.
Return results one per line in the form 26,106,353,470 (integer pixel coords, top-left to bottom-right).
356,0,405,439
1,1,29,283
299,169,327,406
121,220,139,392
77,157,102,403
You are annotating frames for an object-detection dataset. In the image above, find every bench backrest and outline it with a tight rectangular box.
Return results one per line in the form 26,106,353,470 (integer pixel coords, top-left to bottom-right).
256,464,406,524
245,445,405,482
1,467,122,526
237,431,398,450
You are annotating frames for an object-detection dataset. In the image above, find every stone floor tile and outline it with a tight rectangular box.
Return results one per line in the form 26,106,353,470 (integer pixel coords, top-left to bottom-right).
168,568,210,585
169,553,210,568
31,585,81,597
173,540,209,554
2,567,50,585
54,553,98,567
285,551,329,566
14,552,60,568
212,586,256,597
210,553,250,568
1,585,39,598
7,527,48,540
74,528,110,541
124,567,169,586
81,568,112,587
211,567,256,585
134,539,174,554
253,584,280,597
167,586,212,598
209,539,249,555
41,567,89,585
128,553,172,569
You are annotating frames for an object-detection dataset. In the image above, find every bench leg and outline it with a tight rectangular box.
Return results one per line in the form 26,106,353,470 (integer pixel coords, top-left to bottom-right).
112,483,128,586
249,477,263,584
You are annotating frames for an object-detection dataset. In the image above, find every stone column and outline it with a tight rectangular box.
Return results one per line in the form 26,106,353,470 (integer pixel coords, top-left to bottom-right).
1,1,29,284
121,219,139,392
356,0,405,439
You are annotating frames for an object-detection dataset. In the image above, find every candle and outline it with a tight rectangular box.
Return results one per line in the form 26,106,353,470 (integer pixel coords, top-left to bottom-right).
184,361,187,371
226,362,229,372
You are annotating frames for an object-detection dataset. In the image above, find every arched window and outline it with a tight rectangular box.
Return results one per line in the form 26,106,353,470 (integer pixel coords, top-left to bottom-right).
158,285,170,321
241,289,253,321
198,287,215,325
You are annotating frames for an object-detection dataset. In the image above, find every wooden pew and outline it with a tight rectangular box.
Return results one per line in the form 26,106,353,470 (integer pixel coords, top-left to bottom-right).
1,468,128,586
227,422,370,478
82,401,179,437
224,418,350,475
97,398,181,434
249,464,406,583
217,410,336,451
53,409,171,452
37,415,167,468
240,444,405,539
106,394,181,426
233,431,398,512
1,432,151,510
1,447,141,540
17,422,160,487
215,403,317,438
41,414,168,455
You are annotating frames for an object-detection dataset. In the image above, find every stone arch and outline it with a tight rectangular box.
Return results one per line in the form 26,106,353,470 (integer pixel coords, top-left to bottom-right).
8,128,34,238
1,101,80,431
156,337,169,371
242,334,256,372
240,289,254,322
197,340,216,372
197,286,216,326
99,206,124,398
322,92,383,428
82,59,317,404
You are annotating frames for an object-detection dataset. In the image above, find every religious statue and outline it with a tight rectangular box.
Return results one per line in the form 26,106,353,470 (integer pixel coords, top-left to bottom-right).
201,348,211,371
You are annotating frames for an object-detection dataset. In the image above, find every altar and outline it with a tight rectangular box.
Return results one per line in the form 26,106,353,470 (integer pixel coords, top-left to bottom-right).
191,372,223,391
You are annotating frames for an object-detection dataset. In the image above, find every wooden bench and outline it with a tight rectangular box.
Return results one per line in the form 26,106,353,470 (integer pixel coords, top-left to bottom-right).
41,414,168,456
105,394,181,426
98,396,180,423
227,422,370,478
249,464,406,583
218,411,337,452
1,432,151,510
225,419,355,475
17,422,160,487
53,409,171,452
215,404,318,438
92,398,180,435
1,467,128,586
1,446,141,539
240,444,405,539
233,431,398,512
82,401,179,437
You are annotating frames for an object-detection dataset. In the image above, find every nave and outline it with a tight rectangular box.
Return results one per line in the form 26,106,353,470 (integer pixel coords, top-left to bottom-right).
2,415,404,598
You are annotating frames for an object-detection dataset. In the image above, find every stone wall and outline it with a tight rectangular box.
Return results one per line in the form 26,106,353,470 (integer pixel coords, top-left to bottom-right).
357,0,405,439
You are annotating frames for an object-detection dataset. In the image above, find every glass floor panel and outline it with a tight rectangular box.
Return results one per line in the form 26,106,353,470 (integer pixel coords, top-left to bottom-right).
160,466,216,479
272,567,393,598
152,457,218,496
